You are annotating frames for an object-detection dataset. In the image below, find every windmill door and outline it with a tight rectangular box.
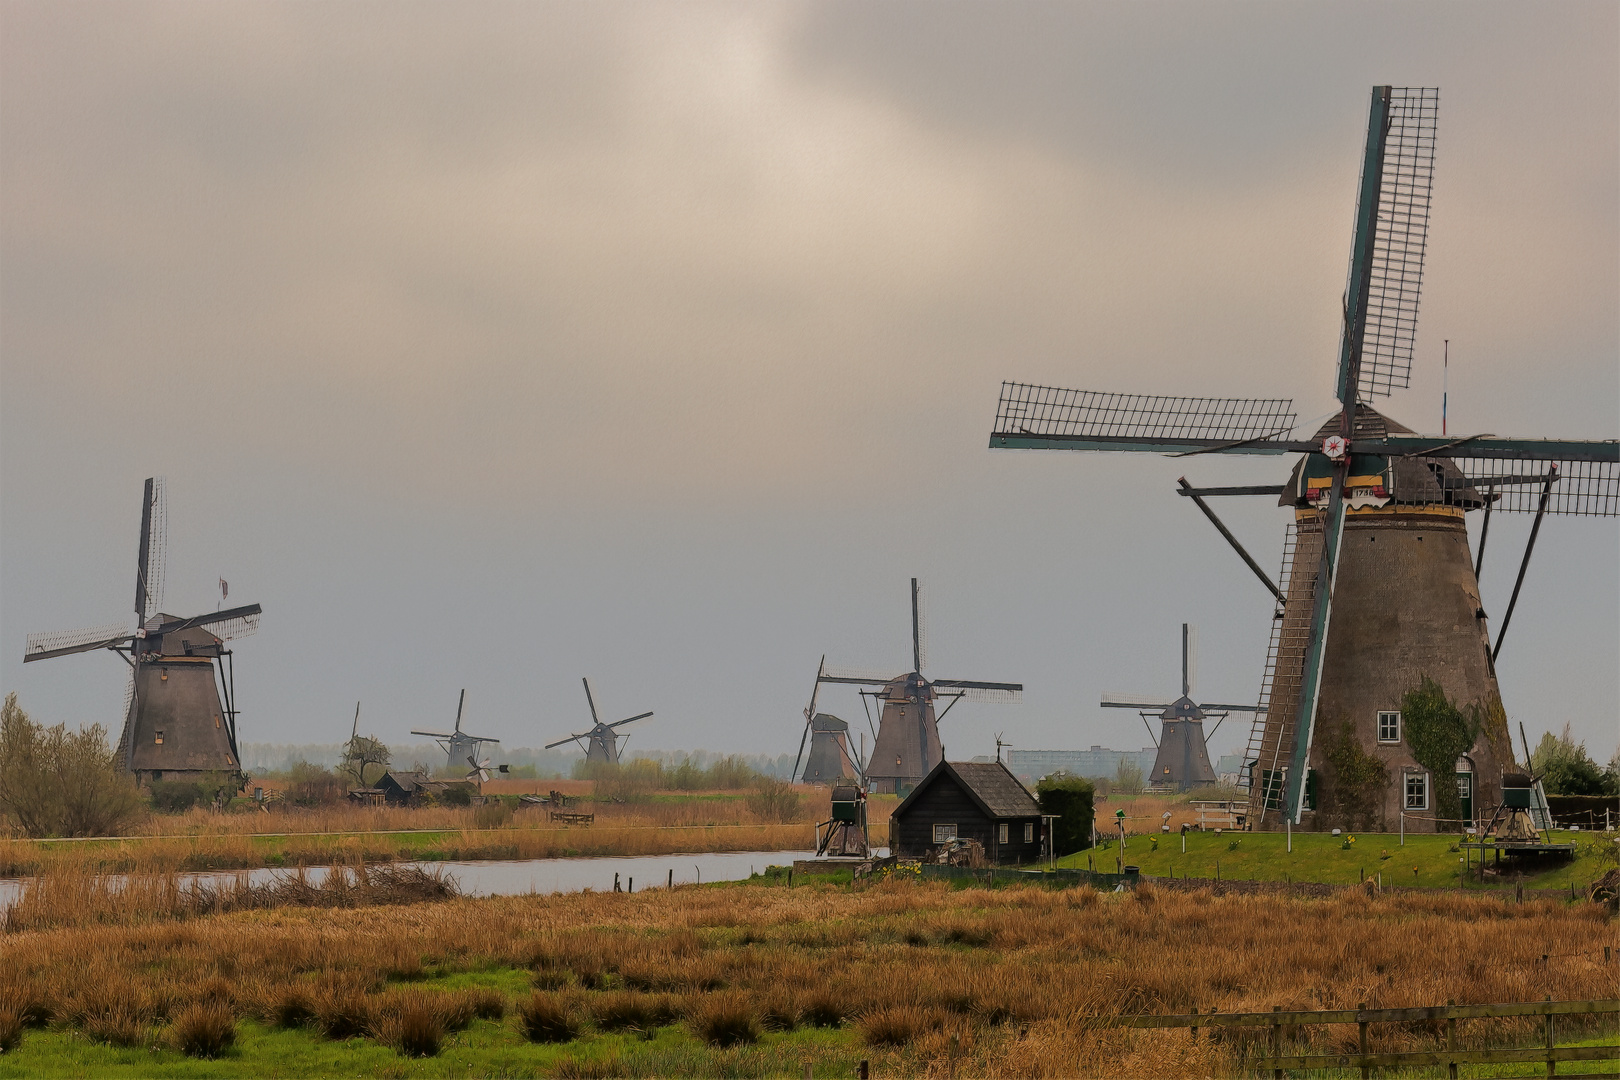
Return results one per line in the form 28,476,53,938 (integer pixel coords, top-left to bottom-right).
1455,773,1473,824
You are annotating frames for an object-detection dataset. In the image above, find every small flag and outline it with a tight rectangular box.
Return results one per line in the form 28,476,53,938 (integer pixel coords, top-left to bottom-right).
219,578,229,600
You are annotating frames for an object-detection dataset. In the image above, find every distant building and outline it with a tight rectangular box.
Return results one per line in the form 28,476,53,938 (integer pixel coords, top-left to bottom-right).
376,770,475,806
1214,753,1246,786
890,761,1046,866
1006,746,1157,784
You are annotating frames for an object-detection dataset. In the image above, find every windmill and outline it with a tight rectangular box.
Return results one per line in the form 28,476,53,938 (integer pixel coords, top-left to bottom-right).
543,678,653,765
817,579,1022,795
989,87,1617,831
411,689,500,773
463,753,509,791
791,656,863,785
1101,624,1258,792
23,478,263,783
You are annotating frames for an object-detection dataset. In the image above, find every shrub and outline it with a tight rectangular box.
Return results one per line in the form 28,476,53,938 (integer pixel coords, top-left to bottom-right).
517,992,579,1043
687,993,760,1047
282,761,348,808
746,777,803,823
1531,725,1612,796
590,992,663,1032
467,987,506,1020
439,785,473,807
314,990,372,1040
759,992,799,1031
170,1001,236,1058
83,1006,148,1048
149,780,206,813
270,987,315,1028
0,1005,21,1054
0,693,144,837
1036,772,1095,855
800,992,846,1028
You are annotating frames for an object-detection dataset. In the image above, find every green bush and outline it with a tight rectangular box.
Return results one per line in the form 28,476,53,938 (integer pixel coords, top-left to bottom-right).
149,780,205,813
0,693,145,837
1036,772,1095,855
1531,726,1613,796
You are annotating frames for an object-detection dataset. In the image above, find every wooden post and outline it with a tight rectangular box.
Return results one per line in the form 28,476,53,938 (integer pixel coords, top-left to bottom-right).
858,1060,869,1080
1358,1001,1369,1080
1544,995,1554,1080
668,868,673,889
1190,1005,1198,1045
1272,1005,1283,1080
1446,999,1457,1080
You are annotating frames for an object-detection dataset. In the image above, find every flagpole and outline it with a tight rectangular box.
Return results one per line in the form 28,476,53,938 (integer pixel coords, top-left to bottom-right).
1442,339,1448,436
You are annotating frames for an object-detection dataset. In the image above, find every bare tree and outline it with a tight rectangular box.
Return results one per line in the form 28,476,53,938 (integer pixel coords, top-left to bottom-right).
340,733,391,788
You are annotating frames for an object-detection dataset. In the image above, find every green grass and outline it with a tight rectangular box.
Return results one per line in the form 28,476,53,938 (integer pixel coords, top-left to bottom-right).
1058,829,1614,891
0,1013,869,1079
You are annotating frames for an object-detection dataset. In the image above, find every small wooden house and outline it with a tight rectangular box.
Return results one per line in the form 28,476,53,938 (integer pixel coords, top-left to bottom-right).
890,760,1046,865
376,770,474,806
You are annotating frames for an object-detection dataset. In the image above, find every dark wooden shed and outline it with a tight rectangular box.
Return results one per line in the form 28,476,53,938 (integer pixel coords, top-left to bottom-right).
376,770,473,806
890,760,1046,865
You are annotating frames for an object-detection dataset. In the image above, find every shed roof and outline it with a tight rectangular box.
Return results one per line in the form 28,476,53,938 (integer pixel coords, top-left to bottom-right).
893,760,1041,821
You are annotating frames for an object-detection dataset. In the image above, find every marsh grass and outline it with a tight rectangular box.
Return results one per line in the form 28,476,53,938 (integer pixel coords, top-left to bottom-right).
169,1000,236,1058
1,876,1612,1075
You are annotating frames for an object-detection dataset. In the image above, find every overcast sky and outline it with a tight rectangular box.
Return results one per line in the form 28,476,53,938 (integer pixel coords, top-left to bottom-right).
3,1,1615,768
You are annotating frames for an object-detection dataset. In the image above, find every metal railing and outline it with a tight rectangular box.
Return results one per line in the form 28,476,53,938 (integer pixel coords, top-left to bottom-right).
1105,997,1618,1078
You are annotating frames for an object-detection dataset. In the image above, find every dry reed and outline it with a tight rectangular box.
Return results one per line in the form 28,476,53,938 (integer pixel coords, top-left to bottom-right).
0,873,1611,1076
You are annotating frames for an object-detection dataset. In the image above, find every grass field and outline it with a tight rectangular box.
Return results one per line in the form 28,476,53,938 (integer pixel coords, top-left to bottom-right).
1,867,1613,1077
1065,828,1616,891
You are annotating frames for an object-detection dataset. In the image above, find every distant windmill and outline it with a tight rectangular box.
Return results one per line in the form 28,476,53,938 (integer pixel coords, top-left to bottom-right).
818,579,1021,795
412,690,500,773
543,679,653,765
792,656,863,785
464,754,508,790
23,478,263,783
1101,624,1258,792
989,87,1617,830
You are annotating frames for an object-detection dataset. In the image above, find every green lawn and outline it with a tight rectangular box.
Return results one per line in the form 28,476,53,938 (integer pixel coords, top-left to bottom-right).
1058,828,1614,891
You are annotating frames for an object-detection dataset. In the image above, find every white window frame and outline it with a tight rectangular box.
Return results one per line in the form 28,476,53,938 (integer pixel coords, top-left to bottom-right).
932,824,957,844
1023,822,1035,844
1405,772,1428,811
997,823,1009,844
1377,711,1401,743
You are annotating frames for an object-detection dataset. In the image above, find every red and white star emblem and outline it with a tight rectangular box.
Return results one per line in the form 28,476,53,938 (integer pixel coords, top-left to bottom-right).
1322,435,1349,460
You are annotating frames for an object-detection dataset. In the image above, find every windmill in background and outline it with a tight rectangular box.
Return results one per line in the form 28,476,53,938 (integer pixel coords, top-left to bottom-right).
1102,624,1258,792
412,690,500,773
23,478,263,784
818,579,1022,795
544,678,653,765
792,656,863,785
990,87,1617,830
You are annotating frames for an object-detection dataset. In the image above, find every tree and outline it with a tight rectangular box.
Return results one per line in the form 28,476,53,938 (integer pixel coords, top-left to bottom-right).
1112,756,1144,795
340,734,391,787
1036,771,1096,855
0,693,144,837
1530,726,1608,796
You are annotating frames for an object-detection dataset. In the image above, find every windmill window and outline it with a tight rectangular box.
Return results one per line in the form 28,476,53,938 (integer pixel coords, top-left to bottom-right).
1377,711,1401,743
1405,773,1429,810
154,730,164,744
932,824,957,844
1023,822,1035,843
998,823,1009,844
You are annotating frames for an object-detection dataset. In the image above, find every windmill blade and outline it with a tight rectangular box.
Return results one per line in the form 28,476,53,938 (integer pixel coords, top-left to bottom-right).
582,678,601,725
608,711,652,729
543,733,589,750
1183,624,1198,699
1354,87,1438,401
820,666,898,686
453,689,466,734
932,679,1022,692
910,577,927,673
153,604,263,640
1446,454,1616,516
1100,697,1173,711
1198,703,1264,713
459,732,501,744
952,686,1021,705
989,384,1299,454
804,655,825,721
351,702,361,743
23,622,134,662
134,477,167,623
791,717,812,783
411,729,454,738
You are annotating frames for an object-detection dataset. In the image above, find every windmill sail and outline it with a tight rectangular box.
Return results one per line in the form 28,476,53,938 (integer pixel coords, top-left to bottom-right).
992,385,1298,453
1356,87,1438,401
24,622,134,662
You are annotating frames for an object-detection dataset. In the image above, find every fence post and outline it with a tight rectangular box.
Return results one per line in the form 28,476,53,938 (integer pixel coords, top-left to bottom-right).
1271,1005,1283,1080
1447,999,1457,1080
1544,996,1554,1080
1358,1002,1369,1080
1190,1005,1198,1045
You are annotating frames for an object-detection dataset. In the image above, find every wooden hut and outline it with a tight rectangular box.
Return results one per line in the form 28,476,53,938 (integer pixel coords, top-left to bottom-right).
890,760,1045,866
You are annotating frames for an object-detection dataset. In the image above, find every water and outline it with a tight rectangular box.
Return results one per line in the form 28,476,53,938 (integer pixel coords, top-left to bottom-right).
0,850,821,906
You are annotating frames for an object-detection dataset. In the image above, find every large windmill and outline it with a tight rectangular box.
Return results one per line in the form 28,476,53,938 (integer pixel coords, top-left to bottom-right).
818,579,1021,795
22,478,263,784
411,689,500,773
1101,624,1258,792
989,87,1617,831
791,656,863,785
543,678,653,765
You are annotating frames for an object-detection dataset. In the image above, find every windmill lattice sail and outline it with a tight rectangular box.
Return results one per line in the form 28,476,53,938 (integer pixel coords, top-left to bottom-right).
994,385,1298,447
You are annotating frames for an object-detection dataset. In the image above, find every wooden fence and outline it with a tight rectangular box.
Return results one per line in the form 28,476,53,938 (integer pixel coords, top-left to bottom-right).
1108,997,1617,1078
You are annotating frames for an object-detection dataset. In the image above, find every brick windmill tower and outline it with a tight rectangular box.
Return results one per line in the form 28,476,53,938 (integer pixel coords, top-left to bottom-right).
989,87,1617,831
818,579,1022,795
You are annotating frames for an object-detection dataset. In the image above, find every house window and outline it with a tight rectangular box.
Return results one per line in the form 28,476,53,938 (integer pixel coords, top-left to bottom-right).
1023,822,1035,844
997,823,1009,844
1405,772,1428,810
1378,711,1401,743
932,824,957,844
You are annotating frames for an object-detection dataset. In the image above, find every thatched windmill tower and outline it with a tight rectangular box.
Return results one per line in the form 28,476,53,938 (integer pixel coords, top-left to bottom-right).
818,579,1021,795
989,87,1616,831
23,478,263,784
